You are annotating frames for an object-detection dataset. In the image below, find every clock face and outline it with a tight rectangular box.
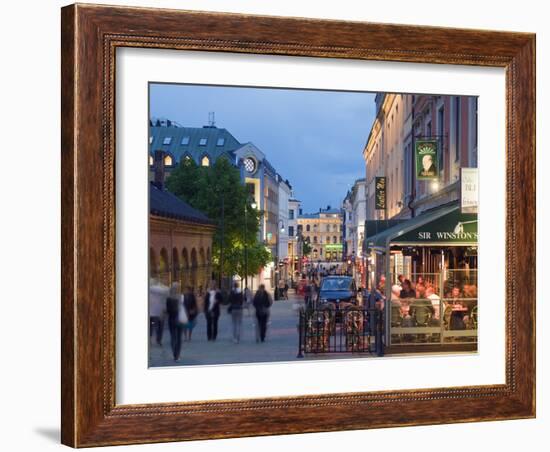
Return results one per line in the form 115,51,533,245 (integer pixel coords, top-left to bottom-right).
243,157,256,173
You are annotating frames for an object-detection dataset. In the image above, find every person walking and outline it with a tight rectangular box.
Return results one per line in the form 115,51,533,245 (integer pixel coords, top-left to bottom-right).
278,278,285,300
253,284,273,342
204,282,222,341
149,278,168,346
165,283,186,362
227,282,244,343
182,286,198,341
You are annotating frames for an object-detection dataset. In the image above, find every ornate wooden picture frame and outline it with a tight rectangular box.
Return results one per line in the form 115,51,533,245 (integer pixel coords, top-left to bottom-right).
61,3,535,447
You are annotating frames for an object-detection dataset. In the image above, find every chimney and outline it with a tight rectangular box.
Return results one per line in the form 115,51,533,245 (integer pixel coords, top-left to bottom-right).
153,150,166,190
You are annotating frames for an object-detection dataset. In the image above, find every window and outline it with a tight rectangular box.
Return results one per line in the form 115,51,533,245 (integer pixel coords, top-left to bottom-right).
288,226,294,237
164,155,173,166
162,137,172,145
313,236,318,244
149,136,153,144
216,137,225,146
426,121,432,137
201,155,210,167
333,236,337,244
199,138,207,146
149,155,153,166
306,224,310,232
181,136,190,145
289,209,294,220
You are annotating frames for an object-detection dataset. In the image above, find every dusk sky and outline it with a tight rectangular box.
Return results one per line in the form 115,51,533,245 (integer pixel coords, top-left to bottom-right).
149,83,376,213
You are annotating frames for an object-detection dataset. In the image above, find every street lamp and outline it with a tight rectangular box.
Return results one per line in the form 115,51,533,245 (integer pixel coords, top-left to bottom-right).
244,198,257,290
274,219,285,296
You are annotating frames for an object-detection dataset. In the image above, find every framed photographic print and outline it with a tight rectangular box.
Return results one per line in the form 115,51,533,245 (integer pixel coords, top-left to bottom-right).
61,3,536,447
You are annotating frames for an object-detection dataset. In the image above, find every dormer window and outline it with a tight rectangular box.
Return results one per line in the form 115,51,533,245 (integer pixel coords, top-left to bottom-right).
199,138,207,146
162,137,172,145
181,136,190,145
216,137,225,146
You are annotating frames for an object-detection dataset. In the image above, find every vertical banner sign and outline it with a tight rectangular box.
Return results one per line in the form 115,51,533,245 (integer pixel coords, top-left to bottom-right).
415,140,439,180
375,176,386,210
461,167,479,213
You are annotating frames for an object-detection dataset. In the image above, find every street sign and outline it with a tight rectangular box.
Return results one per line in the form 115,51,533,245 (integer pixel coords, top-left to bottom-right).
375,176,386,210
460,167,478,213
415,140,439,180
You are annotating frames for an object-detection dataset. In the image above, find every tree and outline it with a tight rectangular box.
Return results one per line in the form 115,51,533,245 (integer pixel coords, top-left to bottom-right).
302,237,312,257
166,158,270,282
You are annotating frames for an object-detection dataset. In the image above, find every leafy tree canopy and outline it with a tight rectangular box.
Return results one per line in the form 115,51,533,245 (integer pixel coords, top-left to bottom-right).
166,158,270,278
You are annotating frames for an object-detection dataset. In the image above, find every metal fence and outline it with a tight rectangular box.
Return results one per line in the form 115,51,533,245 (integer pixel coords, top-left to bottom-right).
297,305,384,358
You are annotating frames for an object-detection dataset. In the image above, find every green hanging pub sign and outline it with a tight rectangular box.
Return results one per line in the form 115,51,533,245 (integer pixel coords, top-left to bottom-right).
415,139,439,180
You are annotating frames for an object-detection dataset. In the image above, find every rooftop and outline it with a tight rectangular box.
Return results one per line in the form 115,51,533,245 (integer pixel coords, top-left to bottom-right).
149,123,241,163
149,182,215,225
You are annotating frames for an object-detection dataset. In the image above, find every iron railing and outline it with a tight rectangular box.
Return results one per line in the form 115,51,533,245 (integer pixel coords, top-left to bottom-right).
297,305,384,358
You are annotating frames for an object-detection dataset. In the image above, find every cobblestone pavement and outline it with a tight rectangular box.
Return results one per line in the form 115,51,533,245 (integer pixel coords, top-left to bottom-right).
148,291,374,367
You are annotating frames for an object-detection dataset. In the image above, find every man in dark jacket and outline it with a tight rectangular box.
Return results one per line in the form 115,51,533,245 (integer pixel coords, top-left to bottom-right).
183,286,198,341
204,282,222,341
253,284,273,342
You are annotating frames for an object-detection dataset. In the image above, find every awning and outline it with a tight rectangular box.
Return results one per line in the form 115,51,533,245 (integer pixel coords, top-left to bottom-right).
366,205,478,251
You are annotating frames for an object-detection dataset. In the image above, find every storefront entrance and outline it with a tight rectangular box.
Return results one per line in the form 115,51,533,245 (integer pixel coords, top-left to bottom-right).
365,204,478,351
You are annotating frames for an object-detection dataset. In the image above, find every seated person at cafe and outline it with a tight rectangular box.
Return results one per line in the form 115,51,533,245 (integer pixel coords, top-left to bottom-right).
399,279,415,299
425,285,441,321
446,286,468,330
409,296,435,326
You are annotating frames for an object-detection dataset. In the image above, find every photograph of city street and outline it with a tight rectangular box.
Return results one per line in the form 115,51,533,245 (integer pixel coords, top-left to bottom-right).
148,83,479,367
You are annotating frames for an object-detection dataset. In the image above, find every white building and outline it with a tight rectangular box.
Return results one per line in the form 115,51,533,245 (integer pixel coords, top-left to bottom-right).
277,176,292,283
349,178,367,259
287,198,302,280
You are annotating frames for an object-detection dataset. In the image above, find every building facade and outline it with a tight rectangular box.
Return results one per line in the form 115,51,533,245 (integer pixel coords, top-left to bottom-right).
149,153,216,296
297,207,343,262
364,93,410,221
287,198,302,280
363,94,478,223
149,120,293,291
277,176,292,282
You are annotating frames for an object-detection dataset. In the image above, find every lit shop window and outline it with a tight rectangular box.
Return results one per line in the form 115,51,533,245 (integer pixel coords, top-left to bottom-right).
149,155,153,166
201,155,210,167
164,155,173,166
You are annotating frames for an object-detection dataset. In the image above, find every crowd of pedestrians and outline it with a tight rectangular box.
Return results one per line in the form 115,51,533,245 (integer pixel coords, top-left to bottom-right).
149,279,275,362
